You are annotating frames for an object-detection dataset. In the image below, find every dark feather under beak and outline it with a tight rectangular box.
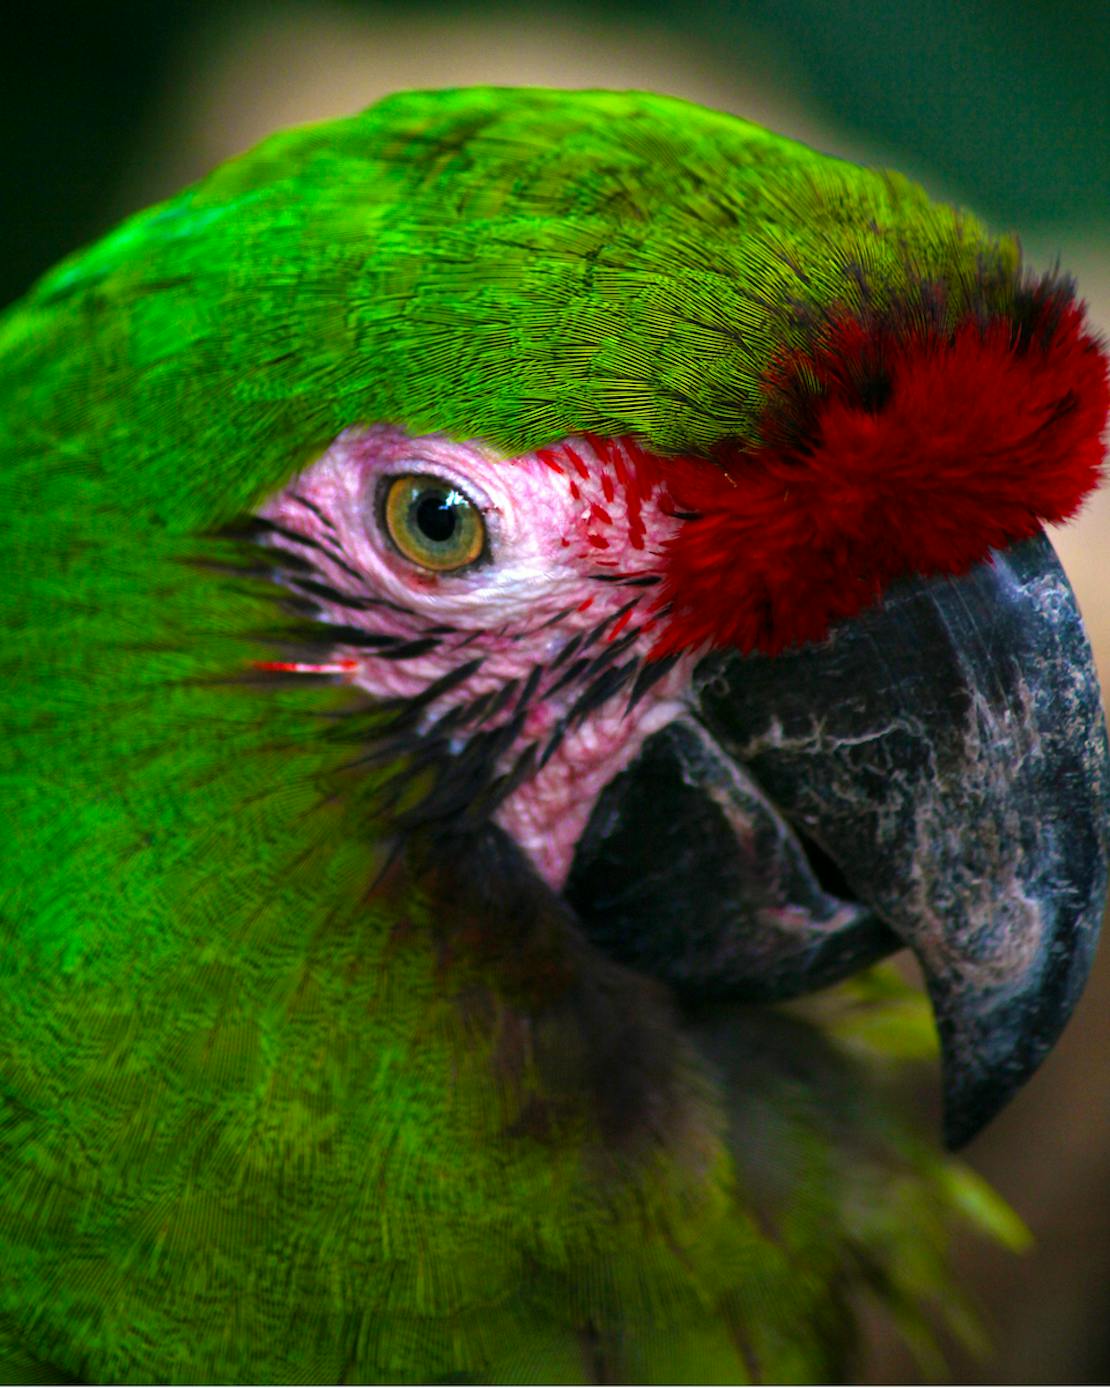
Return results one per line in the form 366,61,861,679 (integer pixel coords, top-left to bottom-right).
567,533,1109,1148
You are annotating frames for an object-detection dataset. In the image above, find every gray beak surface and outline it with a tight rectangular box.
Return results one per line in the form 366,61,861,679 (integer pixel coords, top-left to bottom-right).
567,533,1109,1147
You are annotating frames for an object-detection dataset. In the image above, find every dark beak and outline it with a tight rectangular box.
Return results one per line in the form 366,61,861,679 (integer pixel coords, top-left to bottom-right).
566,533,1109,1148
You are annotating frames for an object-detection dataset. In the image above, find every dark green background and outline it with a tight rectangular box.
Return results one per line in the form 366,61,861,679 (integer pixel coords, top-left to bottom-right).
4,0,1108,309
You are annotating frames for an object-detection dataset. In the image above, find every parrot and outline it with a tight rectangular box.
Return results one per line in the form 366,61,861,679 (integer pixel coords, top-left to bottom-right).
0,85,1108,1385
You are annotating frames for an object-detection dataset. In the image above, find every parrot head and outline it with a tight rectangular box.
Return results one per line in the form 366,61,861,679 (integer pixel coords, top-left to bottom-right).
2,85,1110,1382
177,89,1110,1150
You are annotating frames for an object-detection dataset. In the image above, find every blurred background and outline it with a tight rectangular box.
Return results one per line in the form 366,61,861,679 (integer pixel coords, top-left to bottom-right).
4,1,1108,1379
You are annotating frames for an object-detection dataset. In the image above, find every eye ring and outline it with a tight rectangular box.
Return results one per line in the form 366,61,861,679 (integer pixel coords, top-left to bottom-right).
379,473,487,573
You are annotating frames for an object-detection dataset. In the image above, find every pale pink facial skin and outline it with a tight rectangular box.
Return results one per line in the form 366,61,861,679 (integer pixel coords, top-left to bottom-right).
258,426,698,889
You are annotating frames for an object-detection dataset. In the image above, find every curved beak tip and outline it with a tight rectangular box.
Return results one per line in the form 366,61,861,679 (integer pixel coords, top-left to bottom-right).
936,894,1105,1148
941,1044,1051,1150
943,1078,1010,1151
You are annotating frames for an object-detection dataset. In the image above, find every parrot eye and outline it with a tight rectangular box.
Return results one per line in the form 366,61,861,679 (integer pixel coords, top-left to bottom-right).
380,473,487,572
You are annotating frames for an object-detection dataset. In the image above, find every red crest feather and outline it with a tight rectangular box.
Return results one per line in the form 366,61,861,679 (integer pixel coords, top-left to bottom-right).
647,289,1109,656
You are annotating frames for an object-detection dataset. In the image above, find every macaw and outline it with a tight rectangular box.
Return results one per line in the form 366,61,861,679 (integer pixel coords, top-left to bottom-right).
0,87,1107,1385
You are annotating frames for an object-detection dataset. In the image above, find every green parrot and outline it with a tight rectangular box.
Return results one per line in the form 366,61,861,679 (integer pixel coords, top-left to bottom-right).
1,87,1108,1384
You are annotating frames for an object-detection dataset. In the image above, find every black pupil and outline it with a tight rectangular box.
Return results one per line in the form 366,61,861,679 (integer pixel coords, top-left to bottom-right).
414,491,458,544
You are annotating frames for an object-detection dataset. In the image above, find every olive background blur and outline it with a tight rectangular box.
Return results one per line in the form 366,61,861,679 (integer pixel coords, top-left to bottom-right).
4,2,1108,1381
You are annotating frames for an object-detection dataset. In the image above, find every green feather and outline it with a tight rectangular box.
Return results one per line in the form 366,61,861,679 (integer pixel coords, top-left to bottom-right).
0,88,1021,1383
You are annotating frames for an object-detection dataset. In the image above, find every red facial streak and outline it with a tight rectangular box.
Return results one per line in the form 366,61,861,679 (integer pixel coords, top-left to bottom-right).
535,447,565,475
563,444,591,480
254,659,361,674
613,442,649,550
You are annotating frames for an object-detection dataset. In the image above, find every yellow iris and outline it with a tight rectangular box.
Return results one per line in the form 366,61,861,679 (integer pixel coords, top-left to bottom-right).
382,474,486,572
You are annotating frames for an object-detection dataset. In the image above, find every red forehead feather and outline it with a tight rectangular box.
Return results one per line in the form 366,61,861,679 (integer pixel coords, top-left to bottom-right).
633,296,1108,657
